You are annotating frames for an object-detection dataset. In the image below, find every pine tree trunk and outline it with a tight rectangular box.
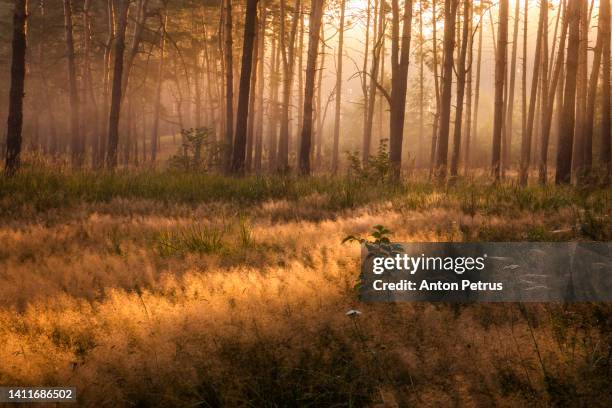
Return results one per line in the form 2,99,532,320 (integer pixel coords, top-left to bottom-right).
521,0,528,162
583,3,603,173
106,0,129,169
5,0,27,175
429,0,441,175
123,0,149,96
519,0,546,185
492,0,509,181
331,0,346,174
363,0,384,163
151,12,167,164
267,22,280,171
539,1,568,184
99,0,113,166
223,0,234,172
278,0,301,171
504,0,520,176
538,0,549,177
63,0,82,167
463,4,473,174
450,0,470,178
555,0,581,184
254,0,267,173
361,0,372,162
434,0,458,181
245,17,260,172
298,0,324,175
572,0,588,179
83,0,99,168
230,0,259,174
314,30,325,169
388,0,413,179
600,0,611,176
466,0,482,172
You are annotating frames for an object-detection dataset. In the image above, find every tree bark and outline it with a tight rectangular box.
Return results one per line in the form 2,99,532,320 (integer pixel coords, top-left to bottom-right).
278,0,301,171
5,0,28,175
331,0,346,174
223,0,234,172
555,0,581,184
298,0,324,175
429,0,441,175
450,0,470,178
254,0,267,173
267,19,280,171
82,0,99,167
245,13,260,172
123,0,149,97
151,12,166,164
466,0,482,172
600,0,611,176
63,0,82,167
583,1,603,173
231,0,259,174
572,0,588,179
503,0,520,176
106,0,129,169
539,0,568,184
519,0,546,185
388,0,413,179
434,0,458,181
363,0,384,163
492,0,508,181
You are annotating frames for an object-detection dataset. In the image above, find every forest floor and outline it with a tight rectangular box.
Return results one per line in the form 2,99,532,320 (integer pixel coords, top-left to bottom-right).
0,165,610,407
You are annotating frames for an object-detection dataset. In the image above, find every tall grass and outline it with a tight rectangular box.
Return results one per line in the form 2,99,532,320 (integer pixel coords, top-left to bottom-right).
1,167,609,218
0,167,610,405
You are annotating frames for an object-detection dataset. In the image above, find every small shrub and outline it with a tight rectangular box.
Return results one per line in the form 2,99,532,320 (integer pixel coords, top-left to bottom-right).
168,127,222,171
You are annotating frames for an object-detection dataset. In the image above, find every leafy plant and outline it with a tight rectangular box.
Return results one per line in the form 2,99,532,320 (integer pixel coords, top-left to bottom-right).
342,224,402,256
168,127,222,171
346,139,393,183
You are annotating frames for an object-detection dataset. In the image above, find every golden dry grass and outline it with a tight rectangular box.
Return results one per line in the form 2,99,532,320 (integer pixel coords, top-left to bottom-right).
0,173,610,406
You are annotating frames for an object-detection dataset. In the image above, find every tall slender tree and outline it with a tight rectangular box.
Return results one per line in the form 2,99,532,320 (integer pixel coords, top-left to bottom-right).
450,0,471,178
331,0,346,174
388,0,413,179
572,0,588,179
63,0,81,166
466,0,483,172
299,0,324,175
5,0,28,175
151,11,167,164
231,0,259,173
492,0,508,181
539,0,568,184
503,0,520,175
254,0,267,173
556,0,581,184
363,0,385,163
519,0,546,185
278,0,301,171
600,0,611,176
223,0,234,172
434,0,458,180
106,0,130,169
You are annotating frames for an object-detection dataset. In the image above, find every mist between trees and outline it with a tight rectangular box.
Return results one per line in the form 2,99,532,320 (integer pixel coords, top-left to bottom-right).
0,0,610,184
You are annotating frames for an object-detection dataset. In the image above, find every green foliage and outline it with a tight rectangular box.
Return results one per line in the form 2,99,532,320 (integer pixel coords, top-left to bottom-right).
168,127,221,171
346,139,393,183
343,224,402,262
